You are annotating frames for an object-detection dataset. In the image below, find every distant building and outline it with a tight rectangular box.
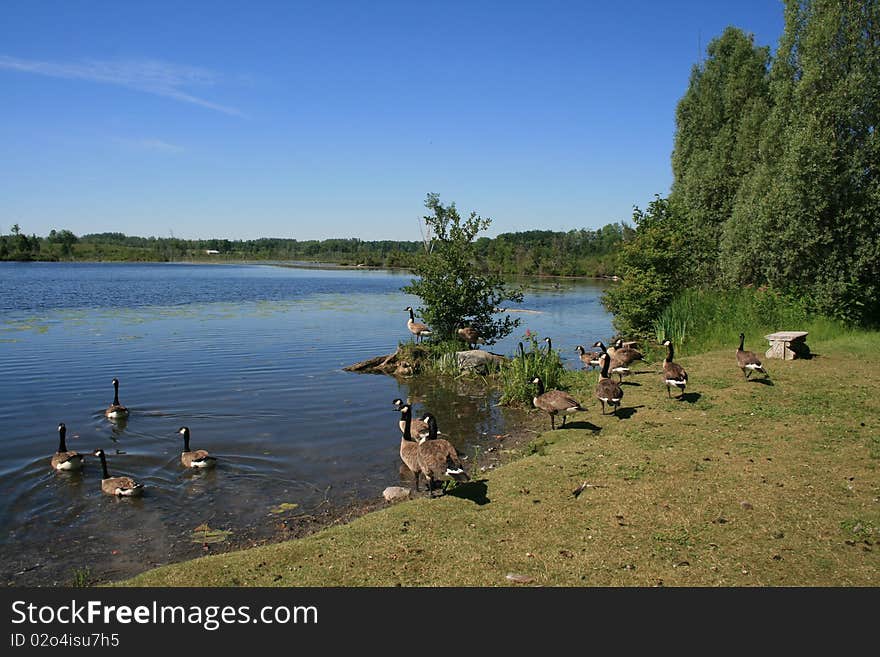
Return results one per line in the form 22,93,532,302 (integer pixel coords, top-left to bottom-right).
205,249,221,255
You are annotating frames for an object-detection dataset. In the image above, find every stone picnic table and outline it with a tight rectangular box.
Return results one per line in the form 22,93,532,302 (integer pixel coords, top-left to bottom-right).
764,331,810,360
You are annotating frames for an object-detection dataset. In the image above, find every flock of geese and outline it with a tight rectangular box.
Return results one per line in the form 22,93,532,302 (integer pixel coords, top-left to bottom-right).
49,307,770,503
527,333,767,430
50,378,216,496
398,308,770,496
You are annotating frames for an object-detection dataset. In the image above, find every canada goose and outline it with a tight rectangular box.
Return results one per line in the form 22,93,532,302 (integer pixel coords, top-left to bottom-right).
395,403,424,491
456,326,485,349
591,341,629,382
177,426,217,469
737,333,769,379
575,345,601,369
392,398,429,436
416,413,469,497
612,339,645,366
92,448,144,496
51,422,84,471
661,339,688,399
105,378,129,418
404,307,432,343
595,353,624,415
543,336,553,353
531,376,585,429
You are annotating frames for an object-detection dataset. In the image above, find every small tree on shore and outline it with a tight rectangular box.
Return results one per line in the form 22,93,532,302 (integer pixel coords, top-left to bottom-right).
403,193,523,344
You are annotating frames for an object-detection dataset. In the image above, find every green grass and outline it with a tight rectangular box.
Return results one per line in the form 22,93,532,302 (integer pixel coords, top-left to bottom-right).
651,288,854,356
498,331,567,406
71,567,92,587
118,331,880,587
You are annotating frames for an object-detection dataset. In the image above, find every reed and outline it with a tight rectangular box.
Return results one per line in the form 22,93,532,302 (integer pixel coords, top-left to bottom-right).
499,331,567,406
651,287,850,356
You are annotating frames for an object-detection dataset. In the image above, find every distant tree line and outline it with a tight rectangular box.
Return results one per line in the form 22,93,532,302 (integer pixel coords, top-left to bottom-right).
0,221,628,277
605,0,880,335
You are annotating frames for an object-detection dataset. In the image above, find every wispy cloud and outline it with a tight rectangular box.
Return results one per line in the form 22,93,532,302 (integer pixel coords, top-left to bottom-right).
0,55,242,116
113,137,185,153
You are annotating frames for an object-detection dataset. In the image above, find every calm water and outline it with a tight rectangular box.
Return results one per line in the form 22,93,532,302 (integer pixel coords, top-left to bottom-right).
0,262,612,585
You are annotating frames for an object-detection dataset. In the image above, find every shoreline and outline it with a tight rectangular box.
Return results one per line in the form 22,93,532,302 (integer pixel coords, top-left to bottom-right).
118,335,880,587
95,410,542,587
0,259,617,281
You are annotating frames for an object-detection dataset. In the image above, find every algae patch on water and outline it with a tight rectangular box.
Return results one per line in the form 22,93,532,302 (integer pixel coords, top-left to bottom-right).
191,524,233,544
269,502,299,514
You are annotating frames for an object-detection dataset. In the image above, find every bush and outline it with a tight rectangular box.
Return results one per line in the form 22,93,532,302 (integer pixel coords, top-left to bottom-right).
402,194,523,344
499,331,567,407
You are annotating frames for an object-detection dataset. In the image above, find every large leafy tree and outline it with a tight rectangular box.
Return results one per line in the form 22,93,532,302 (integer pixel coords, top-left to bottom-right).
403,193,523,344
727,0,880,323
671,26,772,285
601,196,686,337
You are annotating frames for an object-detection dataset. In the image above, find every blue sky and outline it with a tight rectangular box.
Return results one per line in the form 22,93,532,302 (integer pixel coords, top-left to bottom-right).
0,1,785,241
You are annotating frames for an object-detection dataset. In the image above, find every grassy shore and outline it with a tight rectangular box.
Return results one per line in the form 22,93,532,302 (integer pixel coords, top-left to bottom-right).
120,333,879,586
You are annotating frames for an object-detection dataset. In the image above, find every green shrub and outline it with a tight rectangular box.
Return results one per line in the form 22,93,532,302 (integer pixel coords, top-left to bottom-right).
499,331,567,407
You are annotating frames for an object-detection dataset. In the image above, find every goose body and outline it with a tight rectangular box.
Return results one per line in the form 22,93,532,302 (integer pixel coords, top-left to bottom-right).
531,376,585,430
105,378,129,418
661,339,688,399
591,341,630,382
575,345,601,369
178,426,217,469
396,403,424,491
92,449,143,496
404,306,432,343
736,333,768,379
595,353,624,415
611,339,645,366
51,423,84,471
416,414,469,497
457,326,485,349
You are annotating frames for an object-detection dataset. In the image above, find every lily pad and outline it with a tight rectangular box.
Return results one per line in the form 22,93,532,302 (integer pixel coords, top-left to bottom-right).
269,502,299,514
191,524,232,544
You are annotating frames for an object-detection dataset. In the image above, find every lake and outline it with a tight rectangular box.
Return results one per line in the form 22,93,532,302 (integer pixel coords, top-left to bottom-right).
0,262,613,585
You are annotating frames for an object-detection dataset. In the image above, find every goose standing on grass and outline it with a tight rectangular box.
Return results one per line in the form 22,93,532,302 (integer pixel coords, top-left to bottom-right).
392,398,430,437
105,378,129,419
612,339,645,366
456,326,485,349
661,339,688,399
395,403,425,492
575,345,601,369
591,341,629,382
178,427,217,469
51,422,84,471
595,353,624,416
736,333,769,379
531,376,585,430
404,307,432,343
416,413,469,497
92,449,143,497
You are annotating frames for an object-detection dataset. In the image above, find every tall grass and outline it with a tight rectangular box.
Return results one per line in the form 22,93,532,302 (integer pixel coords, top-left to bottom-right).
650,287,850,356
499,331,567,406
